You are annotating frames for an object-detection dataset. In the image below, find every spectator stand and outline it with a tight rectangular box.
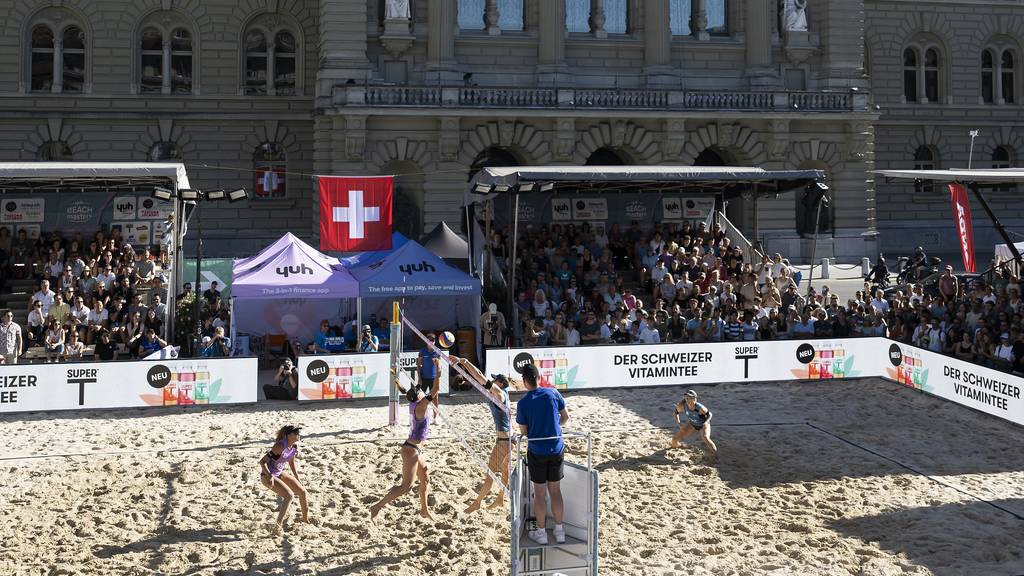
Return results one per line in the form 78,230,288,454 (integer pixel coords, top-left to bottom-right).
230,233,358,367
0,162,189,362
464,165,825,346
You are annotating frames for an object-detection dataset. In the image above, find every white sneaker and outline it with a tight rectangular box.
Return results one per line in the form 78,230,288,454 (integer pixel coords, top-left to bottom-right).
528,528,548,545
553,524,566,544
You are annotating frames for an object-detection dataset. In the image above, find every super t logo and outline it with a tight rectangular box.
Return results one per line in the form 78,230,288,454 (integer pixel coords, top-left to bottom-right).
956,202,971,270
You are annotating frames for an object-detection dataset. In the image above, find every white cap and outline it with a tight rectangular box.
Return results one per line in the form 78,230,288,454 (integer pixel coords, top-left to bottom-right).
488,303,498,314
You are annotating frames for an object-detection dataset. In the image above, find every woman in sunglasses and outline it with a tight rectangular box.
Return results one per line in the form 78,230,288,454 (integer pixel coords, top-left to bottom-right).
259,424,310,532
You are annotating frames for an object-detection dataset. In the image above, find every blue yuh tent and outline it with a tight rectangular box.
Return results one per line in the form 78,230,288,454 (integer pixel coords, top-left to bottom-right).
349,239,481,351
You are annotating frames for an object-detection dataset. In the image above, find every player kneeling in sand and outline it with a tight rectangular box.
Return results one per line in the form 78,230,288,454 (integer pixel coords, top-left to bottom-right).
450,356,517,513
671,390,719,461
369,375,440,520
259,425,310,531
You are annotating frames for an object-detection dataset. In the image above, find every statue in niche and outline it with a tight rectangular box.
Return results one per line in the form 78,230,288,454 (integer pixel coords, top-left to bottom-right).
385,0,411,20
784,0,808,32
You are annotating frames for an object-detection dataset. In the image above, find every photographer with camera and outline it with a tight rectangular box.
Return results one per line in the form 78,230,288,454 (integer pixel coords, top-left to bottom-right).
358,324,379,352
480,303,506,347
266,358,299,400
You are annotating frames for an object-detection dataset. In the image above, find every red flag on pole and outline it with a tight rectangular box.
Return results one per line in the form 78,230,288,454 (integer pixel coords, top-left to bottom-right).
948,183,976,272
319,176,393,252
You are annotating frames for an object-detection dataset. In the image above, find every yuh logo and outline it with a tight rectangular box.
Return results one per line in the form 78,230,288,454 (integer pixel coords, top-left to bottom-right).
398,260,436,276
276,263,314,277
553,202,570,216
115,200,135,213
664,201,680,213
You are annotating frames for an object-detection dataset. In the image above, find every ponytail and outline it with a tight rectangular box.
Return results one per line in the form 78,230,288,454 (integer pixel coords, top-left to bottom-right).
275,426,290,442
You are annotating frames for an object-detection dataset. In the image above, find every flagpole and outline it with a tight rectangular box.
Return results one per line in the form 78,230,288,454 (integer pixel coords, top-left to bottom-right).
968,129,979,169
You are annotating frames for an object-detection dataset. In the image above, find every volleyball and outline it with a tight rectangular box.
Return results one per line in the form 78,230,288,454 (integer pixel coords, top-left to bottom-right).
437,331,456,349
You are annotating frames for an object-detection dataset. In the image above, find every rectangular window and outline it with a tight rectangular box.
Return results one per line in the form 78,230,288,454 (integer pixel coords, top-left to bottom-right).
140,54,163,94
982,71,994,103
274,56,296,96
566,0,590,33
1002,71,1014,103
924,70,939,102
498,0,524,31
62,52,84,93
31,51,54,92
669,0,691,36
246,56,267,95
458,0,485,30
903,70,917,102
604,0,627,34
170,55,192,94
706,0,727,34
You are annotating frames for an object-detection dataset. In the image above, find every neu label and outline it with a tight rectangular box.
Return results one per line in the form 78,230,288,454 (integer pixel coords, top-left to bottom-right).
147,365,172,389
795,343,815,364
512,352,535,374
307,359,330,383
888,343,903,367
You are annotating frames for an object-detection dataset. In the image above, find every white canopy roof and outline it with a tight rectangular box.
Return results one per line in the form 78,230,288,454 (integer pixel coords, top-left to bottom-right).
877,168,1024,183
0,162,191,190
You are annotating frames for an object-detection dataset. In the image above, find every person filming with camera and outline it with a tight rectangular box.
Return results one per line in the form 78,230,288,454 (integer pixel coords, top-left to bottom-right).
266,358,299,400
480,303,506,347
358,324,379,352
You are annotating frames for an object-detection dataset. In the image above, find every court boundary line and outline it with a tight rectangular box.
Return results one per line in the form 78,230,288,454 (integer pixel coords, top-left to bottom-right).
805,421,1024,523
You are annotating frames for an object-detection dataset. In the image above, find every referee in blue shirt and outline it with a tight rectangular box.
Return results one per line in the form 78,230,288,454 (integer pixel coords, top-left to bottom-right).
516,363,570,545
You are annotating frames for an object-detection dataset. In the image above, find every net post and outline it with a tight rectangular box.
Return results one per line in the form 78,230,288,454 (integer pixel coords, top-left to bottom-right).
388,301,401,427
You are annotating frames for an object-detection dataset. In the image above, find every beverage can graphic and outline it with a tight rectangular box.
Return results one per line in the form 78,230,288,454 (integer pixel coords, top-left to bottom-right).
833,357,845,378
351,363,366,398
539,354,556,388
163,374,179,406
323,366,337,400
808,360,820,379
819,358,833,379
195,363,210,404
337,363,353,399
554,355,569,390
178,365,196,405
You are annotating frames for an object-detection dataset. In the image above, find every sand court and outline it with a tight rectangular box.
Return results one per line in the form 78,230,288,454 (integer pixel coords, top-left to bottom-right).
1,378,1023,576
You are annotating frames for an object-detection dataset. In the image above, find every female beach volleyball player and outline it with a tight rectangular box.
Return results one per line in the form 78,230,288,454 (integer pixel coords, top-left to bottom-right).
259,425,310,530
450,356,516,513
369,373,441,520
671,390,719,461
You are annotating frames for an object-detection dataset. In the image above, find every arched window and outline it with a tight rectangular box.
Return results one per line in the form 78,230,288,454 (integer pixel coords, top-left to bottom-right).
982,49,995,104
254,143,287,199
585,147,628,165
1002,50,1015,104
30,25,54,92
913,146,936,194
924,48,940,103
139,20,194,94
469,146,519,181
149,142,182,162
902,48,917,102
37,141,72,161
243,17,300,96
992,146,1013,192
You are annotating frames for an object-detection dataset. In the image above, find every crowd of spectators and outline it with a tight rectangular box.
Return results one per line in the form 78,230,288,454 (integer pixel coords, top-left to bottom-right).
493,220,1024,377
0,222,181,363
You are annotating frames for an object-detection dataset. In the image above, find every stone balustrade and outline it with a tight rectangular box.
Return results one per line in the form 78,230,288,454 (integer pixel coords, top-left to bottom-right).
337,85,865,112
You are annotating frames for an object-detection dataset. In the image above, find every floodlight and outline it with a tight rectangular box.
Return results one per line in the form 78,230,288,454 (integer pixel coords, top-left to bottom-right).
814,181,829,191
472,183,493,195
227,188,249,203
517,182,537,193
539,182,555,193
493,184,511,193
152,187,174,201
179,188,200,201
206,189,227,201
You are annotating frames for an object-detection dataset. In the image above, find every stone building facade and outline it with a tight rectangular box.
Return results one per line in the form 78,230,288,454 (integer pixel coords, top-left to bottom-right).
11,0,1007,261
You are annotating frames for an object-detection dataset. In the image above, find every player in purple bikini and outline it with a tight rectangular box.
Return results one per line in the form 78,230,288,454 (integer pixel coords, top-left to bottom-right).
369,375,440,521
259,424,310,530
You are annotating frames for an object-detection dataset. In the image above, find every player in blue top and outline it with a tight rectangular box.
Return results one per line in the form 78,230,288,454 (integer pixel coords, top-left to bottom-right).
416,331,442,401
451,356,519,514
671,389,719,462
516,363,570,545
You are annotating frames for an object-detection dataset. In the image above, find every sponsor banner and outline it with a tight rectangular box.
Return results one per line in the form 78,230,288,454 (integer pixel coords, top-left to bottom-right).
297,351,449,401
15,224,41,240
571,198,608,220
948,183,976,273
0,198,45,223
883,341,1023,427
137,197,174,220
111,221,152,245
661,198,683,220
485,339,879,390
182,258,233,299
680,197,715,219
113,196,139,220
551,198,572,221
0,357,257,414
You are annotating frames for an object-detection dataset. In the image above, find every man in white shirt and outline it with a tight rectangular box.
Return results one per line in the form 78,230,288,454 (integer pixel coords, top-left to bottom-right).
69,297,90,331
96,266,117,290
47,253,64,284
598,317,612,343
870,290,890,314
30,280,56,316
638,322,661,344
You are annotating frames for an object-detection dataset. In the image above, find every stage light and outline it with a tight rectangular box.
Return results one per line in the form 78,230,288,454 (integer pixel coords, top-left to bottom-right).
152,187,174,201
206,189,226,201
179,188,200,201
517,182,537,193
539,182,555,193
227,188,249,202
814,181,829,191
472,183,493,195
493,184,511,193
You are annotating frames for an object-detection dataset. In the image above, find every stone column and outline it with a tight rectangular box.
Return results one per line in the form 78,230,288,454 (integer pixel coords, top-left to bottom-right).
52,36,63,93
318,0,370,105
161,39,172,94
537,0,569,85
691,0,709,41
744,0,776,88
644,0,674,87
590,0,607,38
485,0,501,35
427,0,459,84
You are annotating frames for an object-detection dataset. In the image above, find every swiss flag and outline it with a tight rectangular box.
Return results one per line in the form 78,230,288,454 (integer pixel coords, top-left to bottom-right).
319,176,393,251
255,169,285,197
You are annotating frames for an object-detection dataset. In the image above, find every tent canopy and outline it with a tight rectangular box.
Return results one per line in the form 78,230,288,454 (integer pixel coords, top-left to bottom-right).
877,168,1024,184
467,165,825,199
0,162,191,190
339,232,409,269
232,233,358,299
350,239,480,298
420,222,469,260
